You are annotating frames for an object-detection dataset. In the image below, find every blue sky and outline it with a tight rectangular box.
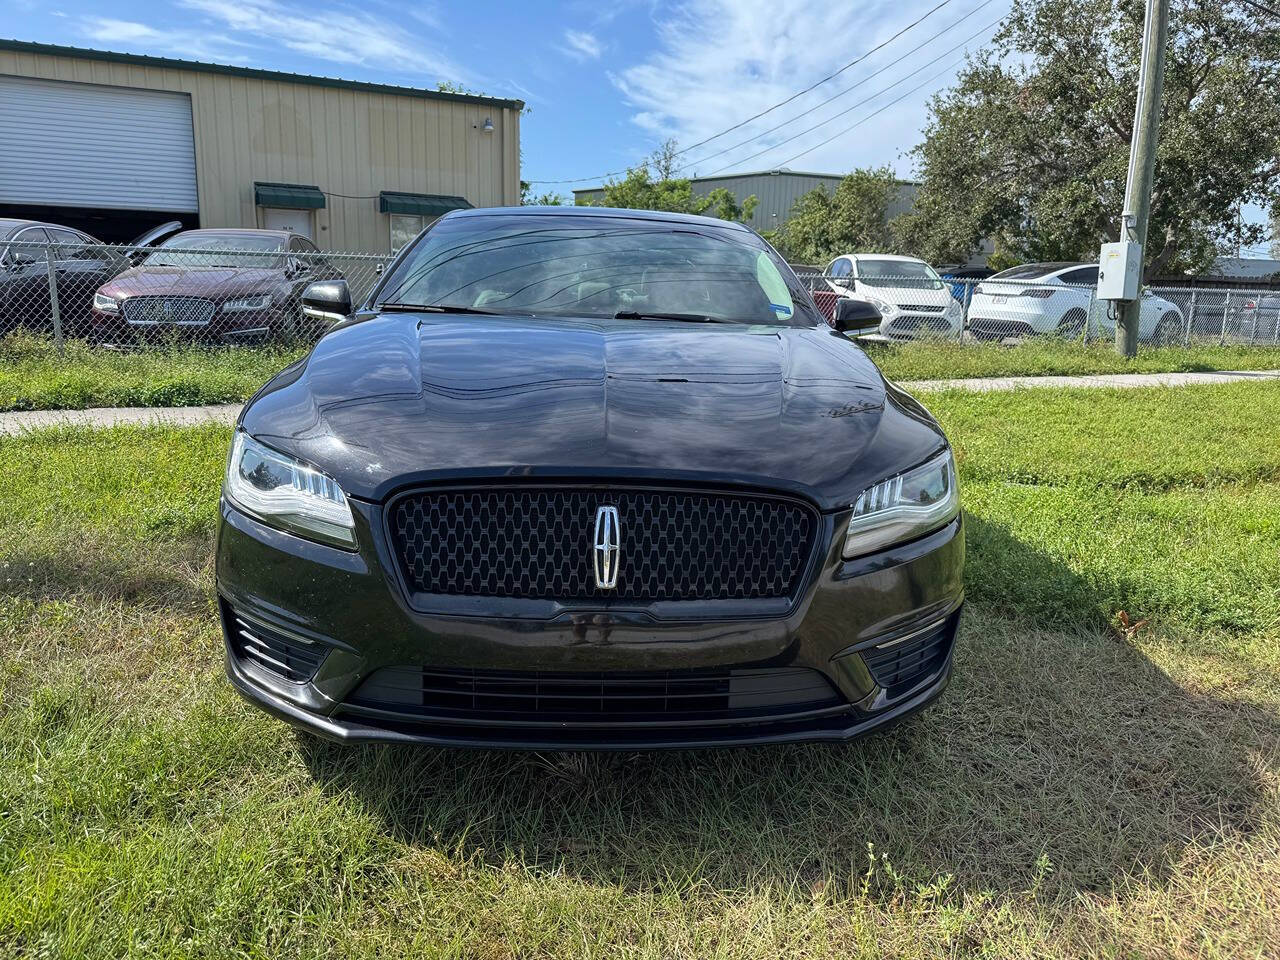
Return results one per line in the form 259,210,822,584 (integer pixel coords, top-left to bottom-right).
2,0,1271,248
3,0,1006,192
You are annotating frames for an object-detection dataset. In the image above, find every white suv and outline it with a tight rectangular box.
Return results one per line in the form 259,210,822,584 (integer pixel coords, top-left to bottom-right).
967,262,1184,342
820,254,962,340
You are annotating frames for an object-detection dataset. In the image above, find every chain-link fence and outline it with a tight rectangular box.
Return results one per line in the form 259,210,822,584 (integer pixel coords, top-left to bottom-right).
0,239,391,347
2,237,1277,350
794,269,1280,346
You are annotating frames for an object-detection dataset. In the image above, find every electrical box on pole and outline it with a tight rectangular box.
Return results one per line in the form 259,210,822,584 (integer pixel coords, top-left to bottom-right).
1097,241,1143,301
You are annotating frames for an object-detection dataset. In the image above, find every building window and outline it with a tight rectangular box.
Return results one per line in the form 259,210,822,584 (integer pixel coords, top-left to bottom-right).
390,214,429,253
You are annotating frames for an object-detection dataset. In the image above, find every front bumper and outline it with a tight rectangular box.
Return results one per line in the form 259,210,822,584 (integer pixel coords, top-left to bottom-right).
216,497,964,750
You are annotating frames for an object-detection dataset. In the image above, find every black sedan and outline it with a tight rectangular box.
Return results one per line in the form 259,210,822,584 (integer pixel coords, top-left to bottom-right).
216,207,964,749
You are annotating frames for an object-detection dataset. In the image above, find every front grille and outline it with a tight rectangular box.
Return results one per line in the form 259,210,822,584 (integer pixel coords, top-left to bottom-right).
889,316,953,333
968,318,1036,337
226,611,327,682
861,619,952,696
345,665,843,724
122,296,216,325
389,487,818,604
897,303,946,313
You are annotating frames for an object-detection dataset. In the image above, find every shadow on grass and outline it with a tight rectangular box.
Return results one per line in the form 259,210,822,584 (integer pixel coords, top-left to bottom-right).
4,541,211,612
298,516,1277,899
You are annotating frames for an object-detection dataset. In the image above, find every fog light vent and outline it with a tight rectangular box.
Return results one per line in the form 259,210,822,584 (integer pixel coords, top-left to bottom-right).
227,610,326,683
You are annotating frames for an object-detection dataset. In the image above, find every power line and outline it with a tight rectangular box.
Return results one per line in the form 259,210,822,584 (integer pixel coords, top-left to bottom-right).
679,9,1003,176
1238,0,1280,17
672,0,958,155
769,55,973,169
525,0,962,184
698,19,999,176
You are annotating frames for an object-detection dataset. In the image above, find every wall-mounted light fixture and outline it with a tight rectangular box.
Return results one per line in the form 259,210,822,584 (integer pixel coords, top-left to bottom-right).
474,117,494,133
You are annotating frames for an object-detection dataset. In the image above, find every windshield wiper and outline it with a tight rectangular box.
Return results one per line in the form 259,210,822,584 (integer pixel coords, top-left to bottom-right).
376,303,515,315
613,310,736,324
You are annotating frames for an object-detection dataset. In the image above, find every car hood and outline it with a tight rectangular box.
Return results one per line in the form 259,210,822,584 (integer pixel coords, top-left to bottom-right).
241,313,947,508
102,265,284,299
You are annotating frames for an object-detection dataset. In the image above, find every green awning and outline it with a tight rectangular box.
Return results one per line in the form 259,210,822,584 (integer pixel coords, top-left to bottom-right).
379,191,472,216
254,182,326,209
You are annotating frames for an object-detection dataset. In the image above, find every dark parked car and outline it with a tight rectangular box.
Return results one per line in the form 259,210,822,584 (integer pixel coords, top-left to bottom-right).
91,229,345,342
216,207,963,749
0,218,175,335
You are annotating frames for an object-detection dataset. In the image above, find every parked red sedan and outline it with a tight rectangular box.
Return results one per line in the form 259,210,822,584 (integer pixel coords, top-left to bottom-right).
91,229,344,343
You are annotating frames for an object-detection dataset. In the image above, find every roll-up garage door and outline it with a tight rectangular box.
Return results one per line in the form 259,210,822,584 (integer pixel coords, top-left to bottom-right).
0,75,198,212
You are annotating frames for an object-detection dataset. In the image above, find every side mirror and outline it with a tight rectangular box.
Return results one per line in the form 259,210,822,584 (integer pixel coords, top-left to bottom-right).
301,279,352,325
8,248,39,267
286,256,309,278
834,297,882,336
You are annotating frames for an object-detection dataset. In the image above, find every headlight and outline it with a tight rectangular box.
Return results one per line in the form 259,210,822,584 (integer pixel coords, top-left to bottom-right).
843,449,959,559
222,294,272,312
223,432,356,548
866,296,896,316
93,292,119,314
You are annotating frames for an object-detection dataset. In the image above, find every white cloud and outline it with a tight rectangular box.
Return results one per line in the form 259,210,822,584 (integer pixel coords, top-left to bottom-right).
83,17,249,62
168,0,476,84
613,0,981,179
561,29,603,61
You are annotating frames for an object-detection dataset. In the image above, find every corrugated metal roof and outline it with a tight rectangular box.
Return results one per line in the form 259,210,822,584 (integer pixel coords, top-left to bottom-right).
0,38,524,110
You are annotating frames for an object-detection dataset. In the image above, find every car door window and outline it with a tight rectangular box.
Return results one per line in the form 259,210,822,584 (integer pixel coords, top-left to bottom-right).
46,227,92,262
6,227,48,267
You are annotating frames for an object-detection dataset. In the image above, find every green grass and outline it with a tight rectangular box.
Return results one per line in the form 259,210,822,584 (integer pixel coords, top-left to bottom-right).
6,332,1280,414
867,338,1280,382
2,384,1279,957
0,333,304,412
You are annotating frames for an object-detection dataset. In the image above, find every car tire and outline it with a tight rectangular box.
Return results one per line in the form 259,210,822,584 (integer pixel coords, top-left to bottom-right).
1152,312,1181,346
1056,308,1087,340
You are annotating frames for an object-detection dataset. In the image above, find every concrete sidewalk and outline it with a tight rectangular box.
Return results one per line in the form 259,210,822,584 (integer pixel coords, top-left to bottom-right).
1,369,1278,435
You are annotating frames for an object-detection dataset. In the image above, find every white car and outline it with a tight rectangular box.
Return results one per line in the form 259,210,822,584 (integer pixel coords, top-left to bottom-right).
820,253,963,339
967,262,1184,343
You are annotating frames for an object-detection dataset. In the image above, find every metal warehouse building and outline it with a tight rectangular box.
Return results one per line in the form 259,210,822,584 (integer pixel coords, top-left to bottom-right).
0,39,522,251
574,168,993,270
574,169,919,234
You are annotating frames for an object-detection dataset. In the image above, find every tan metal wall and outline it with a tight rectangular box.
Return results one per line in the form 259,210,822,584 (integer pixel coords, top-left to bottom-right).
0,48,521,252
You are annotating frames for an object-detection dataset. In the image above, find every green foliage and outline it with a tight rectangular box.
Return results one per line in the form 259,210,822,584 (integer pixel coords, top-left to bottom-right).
580,140,758,222
772,167,904,263
901,0,1280,275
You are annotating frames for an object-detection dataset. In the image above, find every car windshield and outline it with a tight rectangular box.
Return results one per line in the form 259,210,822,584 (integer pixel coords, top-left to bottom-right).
144,234,286,269
373,213,817,326
856,259,944,289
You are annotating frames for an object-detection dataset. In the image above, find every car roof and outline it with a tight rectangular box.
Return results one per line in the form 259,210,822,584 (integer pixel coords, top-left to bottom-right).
0,218,94,239
166,228,293,240
444,204,755,232
846,253,925,262
992,261,1088,279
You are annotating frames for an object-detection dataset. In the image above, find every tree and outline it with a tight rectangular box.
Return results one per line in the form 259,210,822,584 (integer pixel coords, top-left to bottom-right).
898,0,1280,277
770,167,903,263
520,183,566,205
580,140,759,223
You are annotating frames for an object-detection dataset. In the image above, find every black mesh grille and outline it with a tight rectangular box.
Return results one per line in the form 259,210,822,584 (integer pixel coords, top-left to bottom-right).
861,620,952,696
388,487,818,603
226,611,327,682
346,665,843,724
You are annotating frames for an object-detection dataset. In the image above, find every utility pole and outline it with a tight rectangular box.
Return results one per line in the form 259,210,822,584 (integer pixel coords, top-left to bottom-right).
1115,0,1170,357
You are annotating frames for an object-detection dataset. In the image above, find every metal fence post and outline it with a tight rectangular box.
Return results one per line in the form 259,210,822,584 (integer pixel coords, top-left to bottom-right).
45,245,64,351
1220,292,1231,346
1185,290,1196,346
